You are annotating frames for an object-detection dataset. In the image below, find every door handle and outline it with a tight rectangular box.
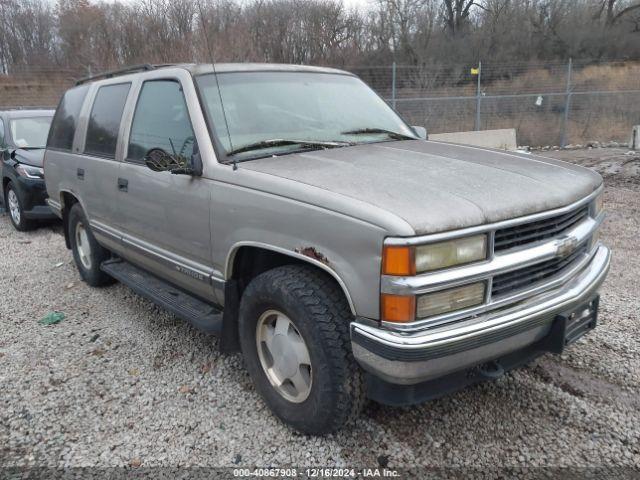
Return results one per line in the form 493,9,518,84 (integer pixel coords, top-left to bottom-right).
77,168,85,180
117,178,128,192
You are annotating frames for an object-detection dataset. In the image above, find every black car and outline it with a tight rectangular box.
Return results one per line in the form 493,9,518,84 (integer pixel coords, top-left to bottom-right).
1,109,56,230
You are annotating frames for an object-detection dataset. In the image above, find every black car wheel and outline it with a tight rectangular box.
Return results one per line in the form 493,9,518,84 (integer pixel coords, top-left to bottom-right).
238,265,365,435
4,181,34,231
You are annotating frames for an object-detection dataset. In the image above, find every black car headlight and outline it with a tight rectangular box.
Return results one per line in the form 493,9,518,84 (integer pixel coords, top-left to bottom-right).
15,164,44,179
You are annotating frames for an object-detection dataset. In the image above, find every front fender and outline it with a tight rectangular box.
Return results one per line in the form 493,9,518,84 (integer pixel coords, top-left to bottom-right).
211,182,388,320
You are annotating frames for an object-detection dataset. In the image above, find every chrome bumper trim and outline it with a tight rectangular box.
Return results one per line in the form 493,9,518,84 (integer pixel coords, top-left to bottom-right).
351,245,610,384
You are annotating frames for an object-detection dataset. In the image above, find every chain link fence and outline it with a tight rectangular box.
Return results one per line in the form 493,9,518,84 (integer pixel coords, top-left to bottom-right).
1,60,639,147
348,59,640,147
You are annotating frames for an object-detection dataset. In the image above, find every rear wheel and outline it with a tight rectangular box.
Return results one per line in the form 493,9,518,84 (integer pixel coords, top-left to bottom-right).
68,203,114,287
4,182,34,231
239,265,364,435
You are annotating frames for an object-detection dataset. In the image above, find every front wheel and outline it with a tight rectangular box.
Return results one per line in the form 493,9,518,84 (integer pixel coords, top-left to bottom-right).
239,265,364,435
4,182,34,231
68,203,114,287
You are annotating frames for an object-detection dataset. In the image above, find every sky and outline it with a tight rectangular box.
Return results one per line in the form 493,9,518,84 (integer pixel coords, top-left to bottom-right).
342,0,375,10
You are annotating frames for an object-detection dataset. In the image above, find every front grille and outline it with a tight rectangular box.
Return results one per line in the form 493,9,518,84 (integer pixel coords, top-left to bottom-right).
491,243,588,298
494,206,589,252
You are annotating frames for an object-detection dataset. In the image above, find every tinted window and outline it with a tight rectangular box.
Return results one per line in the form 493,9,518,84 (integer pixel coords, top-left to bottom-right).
0,118,5,147
47,85,89,151
128,80,194,163
85,83,131,158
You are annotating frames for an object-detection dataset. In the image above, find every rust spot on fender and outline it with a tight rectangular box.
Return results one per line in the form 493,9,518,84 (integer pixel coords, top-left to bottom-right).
295,247,330,265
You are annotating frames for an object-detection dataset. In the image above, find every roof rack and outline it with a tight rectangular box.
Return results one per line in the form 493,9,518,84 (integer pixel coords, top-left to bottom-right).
75,64,175,85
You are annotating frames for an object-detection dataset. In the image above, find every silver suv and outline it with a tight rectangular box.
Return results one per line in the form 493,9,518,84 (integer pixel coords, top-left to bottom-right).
44,63,610,434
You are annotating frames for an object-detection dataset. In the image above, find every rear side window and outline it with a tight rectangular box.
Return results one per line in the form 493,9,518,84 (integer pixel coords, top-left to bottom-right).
85,83,131,158
47,85,89,151
128,80,194,163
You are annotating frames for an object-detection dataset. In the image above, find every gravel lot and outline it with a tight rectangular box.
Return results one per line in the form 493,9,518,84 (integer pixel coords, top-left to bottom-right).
1,148,638,470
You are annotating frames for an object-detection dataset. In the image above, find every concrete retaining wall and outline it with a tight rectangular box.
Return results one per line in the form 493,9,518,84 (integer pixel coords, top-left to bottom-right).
429,128,518,151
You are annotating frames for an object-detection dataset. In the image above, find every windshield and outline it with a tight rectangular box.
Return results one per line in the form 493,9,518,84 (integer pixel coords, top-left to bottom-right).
196,71,416,161
10,116,52,148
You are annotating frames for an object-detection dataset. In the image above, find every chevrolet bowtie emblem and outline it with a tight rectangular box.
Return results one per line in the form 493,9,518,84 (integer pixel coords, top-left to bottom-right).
557,235,579,257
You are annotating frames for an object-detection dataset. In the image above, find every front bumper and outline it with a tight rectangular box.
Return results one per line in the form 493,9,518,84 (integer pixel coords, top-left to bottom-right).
351,245,610,386
12,176,56,220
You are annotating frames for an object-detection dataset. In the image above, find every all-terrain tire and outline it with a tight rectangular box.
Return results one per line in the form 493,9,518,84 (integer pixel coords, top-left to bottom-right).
68,203,114,287
238,265,365,435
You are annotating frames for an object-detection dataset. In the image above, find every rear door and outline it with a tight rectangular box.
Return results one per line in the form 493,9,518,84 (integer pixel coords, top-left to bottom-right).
73,81,132,252
43,85,90,216
114,71,214,301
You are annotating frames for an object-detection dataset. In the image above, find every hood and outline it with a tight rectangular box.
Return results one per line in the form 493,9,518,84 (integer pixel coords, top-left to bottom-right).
241,140,602,235
12,148,45,168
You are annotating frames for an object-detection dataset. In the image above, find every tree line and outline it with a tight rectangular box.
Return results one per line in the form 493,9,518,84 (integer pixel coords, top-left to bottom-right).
1,0,639,74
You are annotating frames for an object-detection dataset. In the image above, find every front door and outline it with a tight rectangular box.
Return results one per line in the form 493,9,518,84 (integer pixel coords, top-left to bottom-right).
115,78,214,301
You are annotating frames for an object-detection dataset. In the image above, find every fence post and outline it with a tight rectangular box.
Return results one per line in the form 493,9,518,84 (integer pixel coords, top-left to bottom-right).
475,61,482,131
560,58,573,148
391,61,397,110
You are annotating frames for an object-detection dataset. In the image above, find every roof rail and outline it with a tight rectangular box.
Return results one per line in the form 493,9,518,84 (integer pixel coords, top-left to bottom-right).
75,64,166,85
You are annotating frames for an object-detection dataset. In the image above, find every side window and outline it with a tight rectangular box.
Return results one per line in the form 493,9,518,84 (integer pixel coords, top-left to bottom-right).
0,117,5,147
128,80,194,163
85,83,131,158
47,85,89,151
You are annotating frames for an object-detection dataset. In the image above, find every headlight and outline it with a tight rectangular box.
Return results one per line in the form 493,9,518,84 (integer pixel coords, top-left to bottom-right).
415,235,487,272
592,194,604,218
15,164,44,179
417,282,486,319
383,235,487,276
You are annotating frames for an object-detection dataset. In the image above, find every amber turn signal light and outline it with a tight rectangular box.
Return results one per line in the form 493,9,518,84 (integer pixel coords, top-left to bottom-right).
382,246,415,276
381,294,416,323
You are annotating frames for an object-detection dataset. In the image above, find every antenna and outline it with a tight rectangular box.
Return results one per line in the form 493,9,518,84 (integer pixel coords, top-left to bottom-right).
196,0,236,170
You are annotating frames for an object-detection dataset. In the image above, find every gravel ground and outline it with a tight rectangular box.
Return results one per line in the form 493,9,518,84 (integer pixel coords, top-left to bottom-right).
0,148,638,471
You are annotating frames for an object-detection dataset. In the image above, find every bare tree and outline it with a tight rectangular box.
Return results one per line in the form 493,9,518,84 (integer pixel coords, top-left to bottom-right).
440,0,488,35
0,0,640,77
593,0,640,26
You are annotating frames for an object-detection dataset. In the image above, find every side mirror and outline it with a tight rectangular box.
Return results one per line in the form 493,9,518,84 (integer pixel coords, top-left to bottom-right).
412,126,428,140
144,148,202,176
144,148,183,172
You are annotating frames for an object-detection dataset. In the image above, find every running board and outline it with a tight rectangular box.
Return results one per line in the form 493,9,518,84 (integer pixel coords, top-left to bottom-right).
101,259,223,334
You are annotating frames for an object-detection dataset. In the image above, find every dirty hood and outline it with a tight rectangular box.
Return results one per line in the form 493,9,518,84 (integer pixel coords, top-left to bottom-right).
11,148,45,168
242,140,603,235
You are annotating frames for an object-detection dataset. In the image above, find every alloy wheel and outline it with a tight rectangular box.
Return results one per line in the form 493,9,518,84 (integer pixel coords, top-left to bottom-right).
256,309,313,403
75,222,92,270
7,189,20,225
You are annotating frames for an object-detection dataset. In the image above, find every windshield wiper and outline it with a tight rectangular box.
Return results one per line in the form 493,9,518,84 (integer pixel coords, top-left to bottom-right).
341,128,416,140
226,139,352,157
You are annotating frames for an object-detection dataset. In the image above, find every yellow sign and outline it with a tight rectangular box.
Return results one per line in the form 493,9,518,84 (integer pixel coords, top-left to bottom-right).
471,67,479,75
